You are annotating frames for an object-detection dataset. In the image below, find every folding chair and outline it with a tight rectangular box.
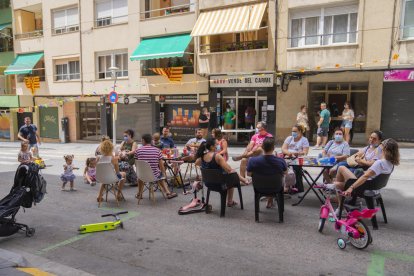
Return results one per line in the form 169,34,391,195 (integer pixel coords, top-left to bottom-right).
96,163,125,207
135,160,167,204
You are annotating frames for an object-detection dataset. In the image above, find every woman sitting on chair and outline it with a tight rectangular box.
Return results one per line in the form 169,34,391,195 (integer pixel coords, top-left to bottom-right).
96,140,126,202
195,138,249,207
324,138,400,215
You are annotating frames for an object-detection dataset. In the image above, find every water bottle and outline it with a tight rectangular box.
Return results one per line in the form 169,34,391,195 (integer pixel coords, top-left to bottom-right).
329,156,336,164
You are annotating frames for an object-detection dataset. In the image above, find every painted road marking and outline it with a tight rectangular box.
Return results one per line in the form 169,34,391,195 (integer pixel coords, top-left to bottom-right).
367,251,414,276
36,209,138,255
17,267,55,276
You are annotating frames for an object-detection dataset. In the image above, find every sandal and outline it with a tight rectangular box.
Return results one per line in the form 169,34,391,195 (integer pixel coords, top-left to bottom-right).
167,192,177,199
227,201,238,207
266,201,274,209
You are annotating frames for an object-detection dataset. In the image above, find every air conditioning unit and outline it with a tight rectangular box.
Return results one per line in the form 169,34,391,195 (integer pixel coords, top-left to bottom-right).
97,17,111,27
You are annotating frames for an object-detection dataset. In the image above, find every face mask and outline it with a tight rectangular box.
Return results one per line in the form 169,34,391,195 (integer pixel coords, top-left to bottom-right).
226,109,230,112
292,132,298,138
123,136,129,142
334,135,343,142
216,144,221,151
255,128,259,134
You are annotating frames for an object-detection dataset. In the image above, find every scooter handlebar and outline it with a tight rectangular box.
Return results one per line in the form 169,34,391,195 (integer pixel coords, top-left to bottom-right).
101,211,128,218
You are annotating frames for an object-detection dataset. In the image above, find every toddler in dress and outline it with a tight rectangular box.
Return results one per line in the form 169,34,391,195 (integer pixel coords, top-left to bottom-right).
61,155,79,191
18,142,33,164
83,157,97,186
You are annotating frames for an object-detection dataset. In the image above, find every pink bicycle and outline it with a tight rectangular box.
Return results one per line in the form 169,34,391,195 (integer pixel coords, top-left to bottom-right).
315,185,379,250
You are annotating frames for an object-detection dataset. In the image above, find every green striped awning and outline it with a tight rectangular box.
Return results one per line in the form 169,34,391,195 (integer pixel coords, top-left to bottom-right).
4,52,44,75
130,34,192,61
0,22,11,31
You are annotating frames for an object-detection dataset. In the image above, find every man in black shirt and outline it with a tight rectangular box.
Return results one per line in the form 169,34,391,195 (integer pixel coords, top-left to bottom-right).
18,117,41,152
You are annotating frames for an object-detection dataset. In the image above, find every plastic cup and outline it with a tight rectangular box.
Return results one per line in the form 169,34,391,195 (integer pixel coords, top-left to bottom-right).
298,157,304,165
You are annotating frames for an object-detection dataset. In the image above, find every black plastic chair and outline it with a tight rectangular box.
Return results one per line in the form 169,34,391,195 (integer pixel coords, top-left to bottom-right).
341,173,391,229
252,173,284,223
200,169,243,217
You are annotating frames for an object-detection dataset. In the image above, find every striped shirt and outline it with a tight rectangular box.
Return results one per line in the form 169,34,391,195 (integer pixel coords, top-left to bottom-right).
134,145,162,178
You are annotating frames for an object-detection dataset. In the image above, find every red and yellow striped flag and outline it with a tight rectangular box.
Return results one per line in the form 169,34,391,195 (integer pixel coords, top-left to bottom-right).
150,67,184,82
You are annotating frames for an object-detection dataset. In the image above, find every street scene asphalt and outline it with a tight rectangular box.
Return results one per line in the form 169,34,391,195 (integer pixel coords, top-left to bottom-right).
0,141,413,276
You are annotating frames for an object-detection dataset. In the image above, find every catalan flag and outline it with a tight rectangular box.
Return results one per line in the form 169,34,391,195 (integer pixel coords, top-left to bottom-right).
150,67,184,82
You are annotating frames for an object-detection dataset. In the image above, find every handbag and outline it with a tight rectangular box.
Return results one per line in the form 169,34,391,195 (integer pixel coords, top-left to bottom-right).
346,154,359,167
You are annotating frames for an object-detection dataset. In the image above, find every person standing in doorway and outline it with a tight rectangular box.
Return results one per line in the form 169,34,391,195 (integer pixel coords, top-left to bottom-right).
244,106,256,129
341,101,354,144
314,102,331,149
296,105,309,135
18,117,41,155
223,103,236,130
198,107,210,139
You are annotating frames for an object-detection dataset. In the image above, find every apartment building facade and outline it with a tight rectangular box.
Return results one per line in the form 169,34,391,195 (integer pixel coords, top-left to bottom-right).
276,0,414,143
7,0,207,142
4,0,414,143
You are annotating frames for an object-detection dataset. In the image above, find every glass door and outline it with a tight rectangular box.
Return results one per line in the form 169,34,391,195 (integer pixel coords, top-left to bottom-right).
79,102,101,140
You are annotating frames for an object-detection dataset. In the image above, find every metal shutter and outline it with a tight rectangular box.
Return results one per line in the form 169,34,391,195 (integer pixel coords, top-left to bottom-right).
382,83,414,142
116,102,154,140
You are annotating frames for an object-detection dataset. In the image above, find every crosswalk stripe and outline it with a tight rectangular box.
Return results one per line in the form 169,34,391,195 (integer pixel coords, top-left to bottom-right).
0,161,19,165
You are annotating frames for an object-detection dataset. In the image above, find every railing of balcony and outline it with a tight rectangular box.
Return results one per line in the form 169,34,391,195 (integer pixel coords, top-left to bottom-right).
141,65,194,76
15,30,43,40
52,24,80,35
288,31,358,48
140,3,194,20
200,40,268,54
94,15,128,28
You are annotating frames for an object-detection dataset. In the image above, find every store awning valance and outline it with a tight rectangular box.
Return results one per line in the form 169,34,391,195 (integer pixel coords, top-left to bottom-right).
0,22,11,31
4,52,44,75
191,2,267,37
130,34,192,61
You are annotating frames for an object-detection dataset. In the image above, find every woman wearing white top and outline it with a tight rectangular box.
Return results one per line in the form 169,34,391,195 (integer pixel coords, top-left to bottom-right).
281,124,309,192
324,138,400,215
341,102,354,144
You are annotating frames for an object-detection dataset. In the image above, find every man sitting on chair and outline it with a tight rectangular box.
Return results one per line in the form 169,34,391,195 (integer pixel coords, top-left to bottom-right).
247,137,287,208
232,121,273,181
183,129,206,162
134,134,177,199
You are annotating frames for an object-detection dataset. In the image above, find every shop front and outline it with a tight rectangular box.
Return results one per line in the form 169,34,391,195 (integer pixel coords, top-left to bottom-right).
209,74,276,144
158,94,208,142
0,95,34,141
308,82,368,144
382,69,414,142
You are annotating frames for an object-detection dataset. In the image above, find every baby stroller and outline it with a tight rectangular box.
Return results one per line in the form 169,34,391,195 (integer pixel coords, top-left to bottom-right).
0,163,47,237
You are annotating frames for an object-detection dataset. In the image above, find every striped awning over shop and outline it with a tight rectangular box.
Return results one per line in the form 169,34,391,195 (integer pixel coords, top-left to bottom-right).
191,2,267,37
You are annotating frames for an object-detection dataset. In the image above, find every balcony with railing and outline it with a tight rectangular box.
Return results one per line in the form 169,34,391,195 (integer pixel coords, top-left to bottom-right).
140,1,195,20
197,28,271,74
14,4,43,40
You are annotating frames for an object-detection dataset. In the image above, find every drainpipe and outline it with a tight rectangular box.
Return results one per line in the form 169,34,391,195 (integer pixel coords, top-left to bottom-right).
274,0,278,74
79,0,84,96
387,0,398,69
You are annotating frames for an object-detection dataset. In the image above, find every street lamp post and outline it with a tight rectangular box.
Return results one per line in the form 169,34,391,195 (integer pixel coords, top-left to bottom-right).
109,66,119,145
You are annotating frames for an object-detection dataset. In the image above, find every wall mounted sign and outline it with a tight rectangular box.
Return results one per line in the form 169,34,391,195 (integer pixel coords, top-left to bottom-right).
384,69,414,82
210,74,274,88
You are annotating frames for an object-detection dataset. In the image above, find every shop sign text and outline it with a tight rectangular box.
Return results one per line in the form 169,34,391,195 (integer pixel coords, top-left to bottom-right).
210,74,274,88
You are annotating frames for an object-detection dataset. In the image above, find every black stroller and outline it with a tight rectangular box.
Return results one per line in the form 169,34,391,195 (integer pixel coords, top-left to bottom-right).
0,163,47,237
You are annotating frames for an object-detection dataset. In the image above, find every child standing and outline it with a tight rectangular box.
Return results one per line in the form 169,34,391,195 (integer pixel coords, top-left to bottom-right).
61,155,79,191
18,142,33,164
84,157,97,186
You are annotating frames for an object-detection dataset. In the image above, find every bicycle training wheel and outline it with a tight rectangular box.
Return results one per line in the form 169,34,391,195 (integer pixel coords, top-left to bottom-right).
350,220,371,249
